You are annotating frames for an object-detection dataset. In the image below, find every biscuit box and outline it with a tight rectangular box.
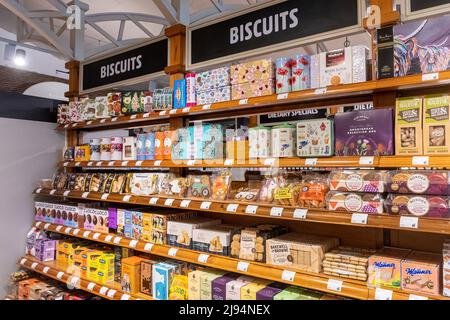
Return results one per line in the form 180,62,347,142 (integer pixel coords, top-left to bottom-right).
241,280,271,300
34,239,56,262
385,194,450,218
401,251,442,296
202,124,224,160
83,207,108,233
53,203,66,225
395,97,423,155
95,96,109,119
122,136,137,161
423,94,450,155
196,66,231,92
167,218,221,249
225,276,253,300
297,118,334,157
200,269,226,300
265,233,339,273
443,240,450,297
334,108,394,156
173,79,187,109
140,259,159,295
231,59,274,85
326,191,384,214
318,47,352,87
121,256,147,294
121,91,145,114
193,225,237,256
188,270,204,300
256,283,288,300
34,201,53,223
169,274,189,300
196,86,231,105
231,79,275,100
328,170,388,193
368,247,411,289
271,124,296,158
152,262,177,300
211,274,239,300
186,73,196,107
97,253,115,284
154,131,165,160
387,170,450,195
107,92,122,116
63,204,81,228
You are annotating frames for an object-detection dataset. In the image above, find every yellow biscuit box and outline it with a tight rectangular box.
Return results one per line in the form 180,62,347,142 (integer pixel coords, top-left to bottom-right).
240,280,271,300
169,275,189,300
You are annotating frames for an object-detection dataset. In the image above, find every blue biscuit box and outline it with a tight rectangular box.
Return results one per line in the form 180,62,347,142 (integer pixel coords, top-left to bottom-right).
152,262,176,300
173,79,187,109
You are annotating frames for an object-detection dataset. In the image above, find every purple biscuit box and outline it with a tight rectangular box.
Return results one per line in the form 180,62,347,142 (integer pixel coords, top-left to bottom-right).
212,274,239,300
108,208,117,230
256,283,288,300
35,239,56,262
334,108,394,156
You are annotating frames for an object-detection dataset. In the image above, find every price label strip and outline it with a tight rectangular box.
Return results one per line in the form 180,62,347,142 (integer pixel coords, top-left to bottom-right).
144,243,154,252
270,207,284,217
327,279,343,292
245,205,258,215
237,261,249,272
168,248,178,257
180,200,191,208
200,202,212,210
281,270,296,282
375,288,393,300
164,199,175,206
351,213,368,225
198,254,209,263
226,204,239,213
293,209,308,219
400,216,419,229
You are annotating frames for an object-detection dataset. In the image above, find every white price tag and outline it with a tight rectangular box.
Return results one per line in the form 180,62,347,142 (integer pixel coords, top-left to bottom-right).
82,231,91,238
182,107,190,113
66,228,73,234
101,194,109,200
327,279,343,292
113,237,122,245
293,209,308,219
64,124,69,128
200,202,212,210
121,294,131,300
72,123,78,128
121,161,129,166
187,160,196,166
122,195,132,202
43,267,50,274
56,272,64,280
86,121,93,125
239,99,248,105
143,113,150,118
93,233,101,240
351,213,368,225
73,228,80,235
149,197,159,205
63,162,69,167
35,222,42,228
130,114,137,120
35,188,42,194
270,207,284,217
224,159,234,166
100,119,106,123
154,160,162,166
144,243,154,252
281,270,296,282
135,161,143,166
63,190,70,197
75,162,81,167
180,200,191,208
105,235,113,242
168,248,178,257
263,158,276,166
198,254,209,263
82,192,90,199
314,87,327,95
412,156,429,166
422,72,439,81
50,189,57,195
87,162,93,166
226,204,239,213
375,288,393,300
108,161,115,167
69,276,80,287
111,117,118,122
96,161,103,167
305,158,318,166
87,282,96,291
99,287,109,295
245,205,258,215
202,104,211,110
237,261,249,272
409,294,428,300
169,109,177,115
55,225,63,232
31,262,38,269
44,223,50,229
359,156,374,165
164,199,175,206
20,258,27,265
400,216,419,229
277,93,289,100
107,290,117,298
129,240,138,248
159,110,167,116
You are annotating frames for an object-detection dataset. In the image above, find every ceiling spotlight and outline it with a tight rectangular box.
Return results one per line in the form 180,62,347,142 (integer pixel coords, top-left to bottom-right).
14,49,26,66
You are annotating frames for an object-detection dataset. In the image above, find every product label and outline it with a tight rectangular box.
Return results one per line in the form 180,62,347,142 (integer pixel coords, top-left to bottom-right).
344,194,363,212
240,231,256,258
345,174,364,191
268,243,291,265
406,197,430,216
406,174,429,194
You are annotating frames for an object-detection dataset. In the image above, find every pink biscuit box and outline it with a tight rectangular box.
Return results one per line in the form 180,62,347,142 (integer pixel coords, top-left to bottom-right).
368,247,411,289
401,251,442,296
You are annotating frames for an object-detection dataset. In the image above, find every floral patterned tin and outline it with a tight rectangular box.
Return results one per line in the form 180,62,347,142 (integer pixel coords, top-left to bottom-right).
276,58,292,94
271,123,296,158
231,80,275,100
292,55,311,91
231,59,274,85
197,86,231,105
196,67,231,92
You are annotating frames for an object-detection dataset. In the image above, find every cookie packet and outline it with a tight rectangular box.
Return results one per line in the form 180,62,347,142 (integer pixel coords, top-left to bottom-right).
298,173,329,209
68,174,86,191
232,180,261,202
385,194,450,218
273,176,302,206
328,170,388,193
211,170,232,200
187,175,212,199
259,175,282,203
53,172,69,190
387,170,450,195
326,191,384,214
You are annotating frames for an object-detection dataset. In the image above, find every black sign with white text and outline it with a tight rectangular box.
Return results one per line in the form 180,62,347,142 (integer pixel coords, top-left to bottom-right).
190,0,358,64
260,108,328,124
82,39,168,91
410,0,450,12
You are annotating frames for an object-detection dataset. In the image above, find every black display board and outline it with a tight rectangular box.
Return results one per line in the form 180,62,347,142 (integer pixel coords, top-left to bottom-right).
410,0,450,12
260,108,328,124
82,39,168,91
190,0,359,64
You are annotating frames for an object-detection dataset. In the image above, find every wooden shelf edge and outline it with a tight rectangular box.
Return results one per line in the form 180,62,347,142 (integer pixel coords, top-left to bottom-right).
18,256,150,300
34,188,450,235
57,71,450,132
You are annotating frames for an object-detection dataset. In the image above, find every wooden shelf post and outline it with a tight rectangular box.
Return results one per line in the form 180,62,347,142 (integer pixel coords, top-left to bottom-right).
164,24,187,87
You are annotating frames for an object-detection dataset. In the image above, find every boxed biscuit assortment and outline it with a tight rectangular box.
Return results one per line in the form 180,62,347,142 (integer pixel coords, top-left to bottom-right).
327,191,384,214
167,217,221,249
385,194,450,218
401,251,442,296
328,170,387,193
297,118,334,157
395,97,423,155
423,94,450,155
368,247,411,289
387,170,450,195
322,247,375,281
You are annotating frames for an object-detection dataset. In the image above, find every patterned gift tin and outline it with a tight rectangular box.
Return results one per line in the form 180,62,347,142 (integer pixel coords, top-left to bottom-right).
196,67,231,92
89,138,101,161
197,86,231,105
111,137,123,161
231,80,275,100
292,55,311,91
275,58,292,94
231,59,274,85
186,73,197,107
137,134,146,161
145,132,155,160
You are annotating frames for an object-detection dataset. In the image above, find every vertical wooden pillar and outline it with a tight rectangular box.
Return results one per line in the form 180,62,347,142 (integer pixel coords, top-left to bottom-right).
64,60,81,149
164,24,187,87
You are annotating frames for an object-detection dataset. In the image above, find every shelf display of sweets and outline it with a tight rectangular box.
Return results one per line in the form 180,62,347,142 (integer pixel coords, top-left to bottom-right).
275,57,292,94
334,108,394,156
196,67,231,105
231,59,275,100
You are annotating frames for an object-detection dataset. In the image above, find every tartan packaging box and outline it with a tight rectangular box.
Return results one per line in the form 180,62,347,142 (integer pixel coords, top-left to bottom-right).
195,66,231,92
231,58,275,85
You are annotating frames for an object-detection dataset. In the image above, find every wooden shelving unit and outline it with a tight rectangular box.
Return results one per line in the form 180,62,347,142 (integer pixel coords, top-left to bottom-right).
18,256,151,300
34,188,450,235
33,222,448,301
57,71,450,131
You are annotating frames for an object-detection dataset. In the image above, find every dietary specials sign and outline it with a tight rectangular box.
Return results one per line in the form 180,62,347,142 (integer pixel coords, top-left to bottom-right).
190,0,359,64
82,39,168,91
410,0,450,12
260,108,328,125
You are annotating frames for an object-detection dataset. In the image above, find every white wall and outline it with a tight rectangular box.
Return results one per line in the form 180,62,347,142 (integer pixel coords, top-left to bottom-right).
0,118,64,296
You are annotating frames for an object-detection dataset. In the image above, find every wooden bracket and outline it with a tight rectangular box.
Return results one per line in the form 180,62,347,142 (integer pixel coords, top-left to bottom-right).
64,60,80,101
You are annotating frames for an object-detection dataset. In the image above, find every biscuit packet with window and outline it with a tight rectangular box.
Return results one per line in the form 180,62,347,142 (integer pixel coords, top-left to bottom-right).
211,170,232,200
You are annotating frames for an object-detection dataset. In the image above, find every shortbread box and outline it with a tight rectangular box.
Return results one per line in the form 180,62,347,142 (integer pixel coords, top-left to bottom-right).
122,137,137,161
186,73,196,107
266,233,339,273
196,86,231,105
193,225,237,256
271,123,296,158
196,66,231,92
212,274,239,300
424,94,450,155
167,218,221,249
95,96,109,119
326,191,384,214
401,251,441,296
297,118,334,157
368,247,411,289
231,59,274,85
249,125,271,158
83,207,108,233
241,280,271,300
319,47,352,87
231,80,275,100
200,270,226,300
395,97,423,155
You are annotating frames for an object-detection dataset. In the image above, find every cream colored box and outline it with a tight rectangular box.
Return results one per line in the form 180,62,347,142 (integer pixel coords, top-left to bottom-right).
423,94,450,155
226,276,253,300
199,270,226,300
395,97,423,155
240,280,271,300
188,270,204,300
